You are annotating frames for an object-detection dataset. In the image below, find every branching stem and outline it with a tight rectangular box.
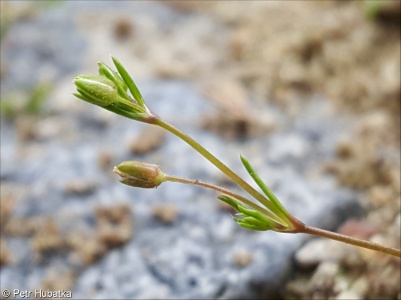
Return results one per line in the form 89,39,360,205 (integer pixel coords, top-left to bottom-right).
155,118,401,257
154,118,292,224
164,174,285,225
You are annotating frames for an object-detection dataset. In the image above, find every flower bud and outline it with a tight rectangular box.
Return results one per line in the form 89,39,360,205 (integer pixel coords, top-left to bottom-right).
73,75,118,107
113,161,166,188
73,58,159,123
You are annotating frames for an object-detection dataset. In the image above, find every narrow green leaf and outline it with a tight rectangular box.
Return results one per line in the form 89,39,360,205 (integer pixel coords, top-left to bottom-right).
237,221,268,231
241,217,265,227
111,56,145,107
237,205,269,223
217,195,240,210
220,194,286,227
240,155,291,220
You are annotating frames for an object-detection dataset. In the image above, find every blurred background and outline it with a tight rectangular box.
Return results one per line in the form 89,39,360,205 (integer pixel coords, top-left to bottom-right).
0,1,400,299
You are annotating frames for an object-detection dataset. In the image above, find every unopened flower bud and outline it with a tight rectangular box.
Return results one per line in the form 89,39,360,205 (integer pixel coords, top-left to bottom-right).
73,59,156,123
73,75,118,107
113,161,166,188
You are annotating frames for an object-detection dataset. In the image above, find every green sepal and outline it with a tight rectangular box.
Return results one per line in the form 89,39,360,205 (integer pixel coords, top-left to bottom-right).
73,75,117,107
98,61,129,99
73,92,88,102
102,96,149,121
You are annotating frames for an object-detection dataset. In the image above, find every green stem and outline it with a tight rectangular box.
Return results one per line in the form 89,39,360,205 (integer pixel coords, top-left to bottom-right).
141,113,400,256
164,174,285,225
301,225,401,258
154,118,290,224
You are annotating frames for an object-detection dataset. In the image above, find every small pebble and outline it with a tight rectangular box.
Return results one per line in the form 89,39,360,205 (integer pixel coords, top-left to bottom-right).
335,290,362,300
233,250,253,267
296,239,353,268
350,277,368,298
309,261,339,288
113,18,134,40
335,137,355,158
128,126,165,155
338,219,378,240
97,150,114,170
151,203,178,224
0,239,12,266
64,180,96,195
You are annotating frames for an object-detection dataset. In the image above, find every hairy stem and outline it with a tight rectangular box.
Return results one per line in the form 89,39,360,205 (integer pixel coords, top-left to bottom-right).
301,225,401,258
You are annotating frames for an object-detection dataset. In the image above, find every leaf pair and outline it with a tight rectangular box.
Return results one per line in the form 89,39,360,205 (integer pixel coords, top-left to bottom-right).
218,156,294,232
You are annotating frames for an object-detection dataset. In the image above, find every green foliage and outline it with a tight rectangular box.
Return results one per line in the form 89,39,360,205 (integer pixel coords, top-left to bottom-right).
0,1,65,40
1,83,51,119
218,195,278,231
364,0,382,19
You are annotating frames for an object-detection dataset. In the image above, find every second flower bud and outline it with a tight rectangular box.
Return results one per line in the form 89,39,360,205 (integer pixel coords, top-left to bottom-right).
113,161,166,188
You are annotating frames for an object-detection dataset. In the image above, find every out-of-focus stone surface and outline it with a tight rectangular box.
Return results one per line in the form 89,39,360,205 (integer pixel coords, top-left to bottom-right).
295,239,357,269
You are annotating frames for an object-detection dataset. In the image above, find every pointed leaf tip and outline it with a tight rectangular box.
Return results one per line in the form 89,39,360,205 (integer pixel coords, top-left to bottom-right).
111,57,145,107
